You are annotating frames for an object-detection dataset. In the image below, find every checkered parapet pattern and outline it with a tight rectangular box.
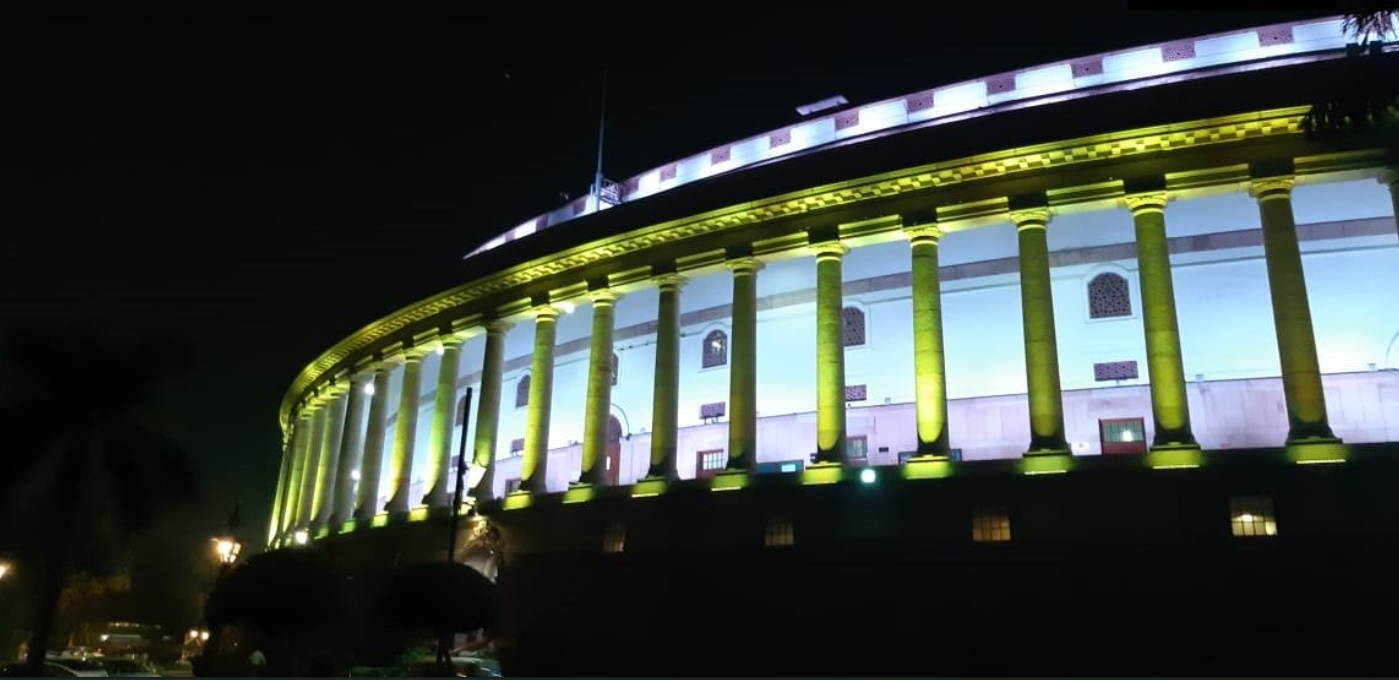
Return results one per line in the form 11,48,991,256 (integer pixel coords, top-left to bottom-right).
466,17,1350,259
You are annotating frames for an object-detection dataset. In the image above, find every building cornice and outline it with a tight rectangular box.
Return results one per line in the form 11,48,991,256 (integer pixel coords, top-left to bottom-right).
279,106,1388,433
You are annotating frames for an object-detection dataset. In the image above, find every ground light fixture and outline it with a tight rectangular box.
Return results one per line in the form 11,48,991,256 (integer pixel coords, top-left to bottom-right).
859,468,877,484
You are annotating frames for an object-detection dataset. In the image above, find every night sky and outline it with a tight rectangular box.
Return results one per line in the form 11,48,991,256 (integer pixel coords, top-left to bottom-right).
1,4,1333,623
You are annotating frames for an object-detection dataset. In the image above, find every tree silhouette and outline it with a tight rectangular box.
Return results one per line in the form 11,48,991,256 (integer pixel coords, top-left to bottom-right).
1302,4,1399,138
0,326,198,673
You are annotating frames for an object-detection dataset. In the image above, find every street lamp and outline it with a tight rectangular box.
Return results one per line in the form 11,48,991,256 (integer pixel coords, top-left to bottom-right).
0,561,10,580
213,538,241,566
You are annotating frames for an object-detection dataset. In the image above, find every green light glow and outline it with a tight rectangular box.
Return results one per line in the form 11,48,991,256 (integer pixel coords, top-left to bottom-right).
1286,440,1349,464
470,322,510,504
1019,453,1074,476
907,226,951,457
710,470,750,491
900,458,955,480
562,486,597,504
800,463,844,486
1014,211,1069,454
632,478,669,497
423,337,465,505
502,491,533,510
521,307,562,492
386,354,425,513
813,242,849,463
580,291,622,485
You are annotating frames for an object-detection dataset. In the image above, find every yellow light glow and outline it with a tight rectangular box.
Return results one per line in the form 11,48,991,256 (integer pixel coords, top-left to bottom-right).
557,301,576,314
293,530,308,545
0,562,10,580
213,538,241,565
1239,513,1255,523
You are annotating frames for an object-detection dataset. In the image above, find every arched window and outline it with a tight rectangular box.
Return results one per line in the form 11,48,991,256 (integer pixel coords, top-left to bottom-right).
515,374,531,408
1088,272,1132,319
842,306,866,347
702,329,728,368
610,352,619,386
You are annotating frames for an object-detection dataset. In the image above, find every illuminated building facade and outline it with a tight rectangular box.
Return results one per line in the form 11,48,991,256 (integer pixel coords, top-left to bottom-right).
268,17,1399,675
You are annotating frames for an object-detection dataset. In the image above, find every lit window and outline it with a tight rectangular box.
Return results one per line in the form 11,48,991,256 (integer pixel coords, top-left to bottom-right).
696,449,726,479
1099,417,1147,455
1230,496,1278,537
1088,272,1132,319
602,523,626,553
514,374,531,408
972,507,1011,542
842,306,866,347
702,330,728,368
765,516,794,547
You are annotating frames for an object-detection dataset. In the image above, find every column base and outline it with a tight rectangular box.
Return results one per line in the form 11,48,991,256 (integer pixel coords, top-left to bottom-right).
901,456,955,480
799,461,844,486
1018,452,1074,476
710,469,751,492
1285,437,1348,465
563,483,597,504
501,490,534,511
632,477,670,498
1145,445,1203,470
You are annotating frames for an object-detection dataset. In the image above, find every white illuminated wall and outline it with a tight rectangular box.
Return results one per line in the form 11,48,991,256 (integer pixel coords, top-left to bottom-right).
363,176,1398,501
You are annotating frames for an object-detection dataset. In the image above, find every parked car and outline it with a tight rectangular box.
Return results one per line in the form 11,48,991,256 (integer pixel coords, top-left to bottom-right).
0,658,110,676
94,657,161,677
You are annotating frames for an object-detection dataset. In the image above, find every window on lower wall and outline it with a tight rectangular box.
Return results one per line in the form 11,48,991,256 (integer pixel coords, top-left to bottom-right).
844,384,868,402
847,436,869,466
1230,496,1278,537
1100,417,1147,455
1094,360,1139,382
757,460,805,474
504,478,522,494
602,522,626,553
972,507,1011,542
509,437,525,455
696,449,726,479
765,516,794,547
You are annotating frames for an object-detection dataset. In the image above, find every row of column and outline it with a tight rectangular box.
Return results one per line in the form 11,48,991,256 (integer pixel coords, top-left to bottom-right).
273,172,1388,543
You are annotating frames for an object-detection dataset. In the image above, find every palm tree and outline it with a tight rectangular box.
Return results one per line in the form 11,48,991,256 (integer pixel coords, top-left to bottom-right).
1301,3,1399,138
0,327,197,673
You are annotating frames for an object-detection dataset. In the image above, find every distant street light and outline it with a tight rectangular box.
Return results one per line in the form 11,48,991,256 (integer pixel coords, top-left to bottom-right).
214,538,241,566
0,561,10,580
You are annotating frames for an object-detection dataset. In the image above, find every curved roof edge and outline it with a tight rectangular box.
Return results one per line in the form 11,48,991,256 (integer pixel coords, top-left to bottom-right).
463,16,1350,260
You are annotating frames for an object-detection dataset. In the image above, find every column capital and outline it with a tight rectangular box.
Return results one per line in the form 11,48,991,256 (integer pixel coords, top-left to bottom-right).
1010,208,1052,231
725,256,765,275
1123,192,1170,215
809,240,849,261
485,319,514,335
588,289,623,307
1248,176,1295,200
534,304,564,322
1377,167,1399,188
903,224,944,246
653,273,688,291
437,333,468,351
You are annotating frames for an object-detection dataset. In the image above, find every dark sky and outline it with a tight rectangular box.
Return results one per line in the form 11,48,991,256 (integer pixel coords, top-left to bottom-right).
1,4,1334,621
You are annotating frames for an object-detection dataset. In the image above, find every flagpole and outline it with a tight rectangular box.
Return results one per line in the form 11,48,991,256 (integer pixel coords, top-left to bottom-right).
592,70,608,212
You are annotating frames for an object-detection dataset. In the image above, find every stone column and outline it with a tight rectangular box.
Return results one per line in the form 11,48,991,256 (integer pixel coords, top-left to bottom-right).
1250,177,1338,443
296,401,329,527
905,222,952,458
579,290,623,486
309,387,349,533
281,411,312,534
471,320,512,503
1013,208,1069,454
354,366,393,520
811,240,849,465
1125,192,1198,449
423,335,467,507
385,351,426,514
329,373,370,527
648,273,686,479
268,431,295,545
521,305,563,494
726,257,764,471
